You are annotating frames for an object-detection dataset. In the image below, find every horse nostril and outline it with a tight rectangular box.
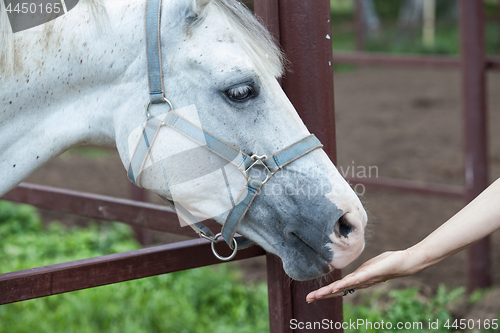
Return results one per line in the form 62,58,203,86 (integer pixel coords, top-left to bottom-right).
336,214,353,238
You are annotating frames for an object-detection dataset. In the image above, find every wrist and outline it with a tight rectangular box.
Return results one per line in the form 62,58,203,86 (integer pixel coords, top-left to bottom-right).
401,247,427,276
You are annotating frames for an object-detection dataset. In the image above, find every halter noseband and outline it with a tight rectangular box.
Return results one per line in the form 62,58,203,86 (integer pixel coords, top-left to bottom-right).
127,0,323,260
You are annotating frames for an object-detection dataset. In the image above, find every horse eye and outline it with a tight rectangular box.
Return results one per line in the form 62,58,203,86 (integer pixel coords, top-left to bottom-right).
226,85,254,102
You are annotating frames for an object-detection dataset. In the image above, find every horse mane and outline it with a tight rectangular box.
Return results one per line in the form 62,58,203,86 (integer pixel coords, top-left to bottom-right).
0,0,284,79
0,0,14,72
204,0,285,79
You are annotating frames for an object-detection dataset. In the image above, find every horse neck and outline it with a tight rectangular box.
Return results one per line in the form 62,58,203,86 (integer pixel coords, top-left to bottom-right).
0,0,149,196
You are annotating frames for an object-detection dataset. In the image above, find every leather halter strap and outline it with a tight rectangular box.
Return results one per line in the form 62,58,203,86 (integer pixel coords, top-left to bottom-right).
129,0,323,259
145,0,165,104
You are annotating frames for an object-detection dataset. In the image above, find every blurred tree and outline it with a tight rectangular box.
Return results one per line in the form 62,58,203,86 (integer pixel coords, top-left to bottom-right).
396,0,457,44
361,0,381,35
373,0,405,19
438,0,458,21
397,0,457,27
423,0,436,47
396,0,423,42
398,0,424,30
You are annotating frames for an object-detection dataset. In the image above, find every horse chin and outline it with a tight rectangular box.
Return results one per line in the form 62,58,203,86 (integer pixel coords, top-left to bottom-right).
281,252,332,281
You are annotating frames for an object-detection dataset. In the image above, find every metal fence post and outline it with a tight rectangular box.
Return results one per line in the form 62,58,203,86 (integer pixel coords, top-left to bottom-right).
278,1,343,330
130,184,150,246
254,2,295,332
459,0,491,292
257,0,344,332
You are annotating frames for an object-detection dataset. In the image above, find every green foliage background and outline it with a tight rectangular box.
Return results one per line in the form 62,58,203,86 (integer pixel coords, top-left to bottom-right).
0,201,269,333
329,0,500,56
344,287,468,333
0,201,497,332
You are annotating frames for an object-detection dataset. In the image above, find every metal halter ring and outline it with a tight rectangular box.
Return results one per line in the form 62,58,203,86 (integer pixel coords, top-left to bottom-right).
242,155,276,185
208,233,238,261
146,97,174,118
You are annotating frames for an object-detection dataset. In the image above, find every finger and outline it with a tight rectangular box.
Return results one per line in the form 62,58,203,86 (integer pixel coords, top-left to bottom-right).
309,281,377,303
306,287,344,303
306,281,349,302
307,280,347,301
306,272,379,302
310,284,366,302
306,264,385,302
306,279,353,302
310,289,345,301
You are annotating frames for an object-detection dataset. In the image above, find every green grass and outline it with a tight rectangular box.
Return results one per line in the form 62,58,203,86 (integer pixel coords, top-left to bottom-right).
62,146,115,159
344,286,465,333
0,201,269,333
344,286,500,333
2,201,500,333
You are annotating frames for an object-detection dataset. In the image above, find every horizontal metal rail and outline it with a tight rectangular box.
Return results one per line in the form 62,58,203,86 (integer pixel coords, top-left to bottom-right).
332,52,461,67
346,176,466,200
1,183,219,237
332,52,500,70
487,58,500,70
0,238,266,305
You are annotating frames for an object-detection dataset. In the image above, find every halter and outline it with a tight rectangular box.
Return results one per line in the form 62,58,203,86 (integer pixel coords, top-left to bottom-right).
127,0,323,260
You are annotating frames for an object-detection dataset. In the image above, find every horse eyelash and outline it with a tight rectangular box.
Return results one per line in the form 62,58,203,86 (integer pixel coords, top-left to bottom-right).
229,85,251,96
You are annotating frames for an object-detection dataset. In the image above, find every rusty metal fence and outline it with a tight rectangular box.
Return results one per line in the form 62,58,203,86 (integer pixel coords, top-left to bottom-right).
338,0,500,292
0,1,345,332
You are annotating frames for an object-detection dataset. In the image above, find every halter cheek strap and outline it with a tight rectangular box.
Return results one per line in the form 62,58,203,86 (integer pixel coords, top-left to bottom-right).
146,0,165,104
129,0,323,260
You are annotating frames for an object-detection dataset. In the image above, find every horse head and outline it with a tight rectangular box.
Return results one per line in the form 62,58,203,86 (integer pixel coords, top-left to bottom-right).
116,0,367,280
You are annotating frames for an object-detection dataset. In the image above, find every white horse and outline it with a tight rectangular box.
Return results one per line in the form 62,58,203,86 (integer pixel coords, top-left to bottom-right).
0,0,367,280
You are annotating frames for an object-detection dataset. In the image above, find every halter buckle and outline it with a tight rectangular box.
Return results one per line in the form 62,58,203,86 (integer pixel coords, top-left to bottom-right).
243,155,276,185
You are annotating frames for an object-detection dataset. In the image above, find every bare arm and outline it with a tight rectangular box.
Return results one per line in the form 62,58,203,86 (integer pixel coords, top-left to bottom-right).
307,178,500,303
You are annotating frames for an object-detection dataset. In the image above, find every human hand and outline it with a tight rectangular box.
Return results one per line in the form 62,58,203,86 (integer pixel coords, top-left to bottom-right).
306,250,415,303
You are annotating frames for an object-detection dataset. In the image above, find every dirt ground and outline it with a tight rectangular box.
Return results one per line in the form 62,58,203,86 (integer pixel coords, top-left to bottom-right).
20,66,500,290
